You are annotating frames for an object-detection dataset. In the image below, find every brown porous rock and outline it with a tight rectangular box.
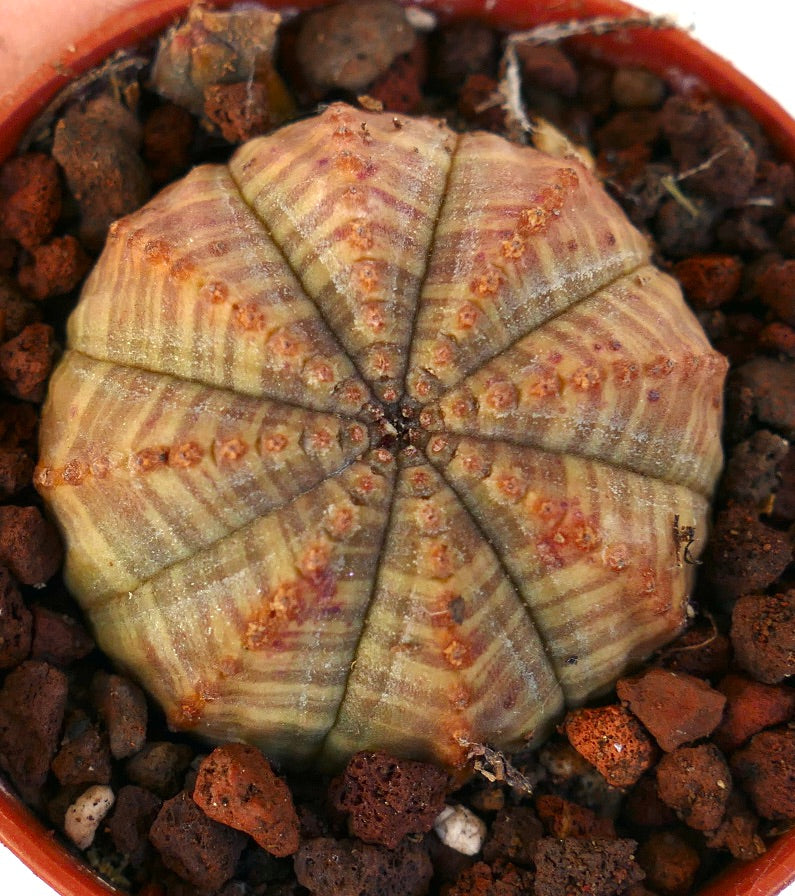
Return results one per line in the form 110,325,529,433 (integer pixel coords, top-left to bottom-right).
0,286,25,340
655,744,732,831
610,67,666,108
293,836,433,896
51,723,112,787
0,444,34,499
330,750,448,848
0,239,15,271
720,429,790,507
0,321,56,402
775,447,795,521
705,791,765,861
0,399,38,498
616,668,726,751
107,785,162,866
0,565,32,668
713,673,795,752
660,96,758,207
431,22,497,89
203,81,287,144
126,741,195,798
142,104,196,185
636,830,700,896
91,671,148,759
754,256,795,326
18,235,90,301
30,606,94,666
659,621,731,678
0,152,62,250
673,254,742,310
562,704,656,787
758,321,795,358
457,73,507,131
52,95,150,251
515,43,579,97
481,805,544,865
193,743,299,856
149,790,247,891
444,860,534,896
705,503,792,602
0,504,62,585
368,43,426,114
0,659,67,802
730,590,795,683
533,837,644,896
731,728,795,820
596,108,662,153
730,357,795,439
538,740,628,812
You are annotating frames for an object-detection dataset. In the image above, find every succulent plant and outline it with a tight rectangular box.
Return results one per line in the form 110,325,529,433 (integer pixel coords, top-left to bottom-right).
36,103,727,768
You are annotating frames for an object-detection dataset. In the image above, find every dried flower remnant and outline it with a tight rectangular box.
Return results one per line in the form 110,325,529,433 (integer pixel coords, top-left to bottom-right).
36,102,727,769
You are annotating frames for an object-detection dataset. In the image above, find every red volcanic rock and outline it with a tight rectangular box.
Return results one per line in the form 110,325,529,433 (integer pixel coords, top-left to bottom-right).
0,565,31,668
91,671,148,759
294,836,433,896
0,505,62,585
330,750,448,848
30,606,93,666
0,152,62,250
0,322,56,402
193,742,299,856
534,837,644,896
731,590,795,683
713,674,795,752
149,791,246,890
18,235,89,301
0,660,67,802
673,254,742,309
731,728,795,820
107,785,162,866
563,704,656,787
445,860,534,896
482,805,544,864
655,744,732,831
616,668,726,751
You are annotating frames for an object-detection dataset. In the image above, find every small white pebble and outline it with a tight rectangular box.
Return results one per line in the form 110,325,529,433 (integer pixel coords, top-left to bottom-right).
64,784,115,850
433,803,487,856
404,6,437,31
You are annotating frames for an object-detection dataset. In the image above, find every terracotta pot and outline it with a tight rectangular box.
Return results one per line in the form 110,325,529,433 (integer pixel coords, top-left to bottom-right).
0,2,793,895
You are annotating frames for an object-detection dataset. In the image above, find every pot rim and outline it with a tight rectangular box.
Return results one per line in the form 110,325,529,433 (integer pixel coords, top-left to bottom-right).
3,0,795,163
0,2,793,895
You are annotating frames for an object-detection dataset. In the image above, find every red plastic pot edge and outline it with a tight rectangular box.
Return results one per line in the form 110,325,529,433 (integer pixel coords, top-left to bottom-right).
698,826,795,896
0,2,793,895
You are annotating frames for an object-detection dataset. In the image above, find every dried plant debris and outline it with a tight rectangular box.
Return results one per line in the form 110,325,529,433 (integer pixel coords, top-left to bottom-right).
498,14,677,141
19,51,148,153
151,3,294,135
0,2,793,895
